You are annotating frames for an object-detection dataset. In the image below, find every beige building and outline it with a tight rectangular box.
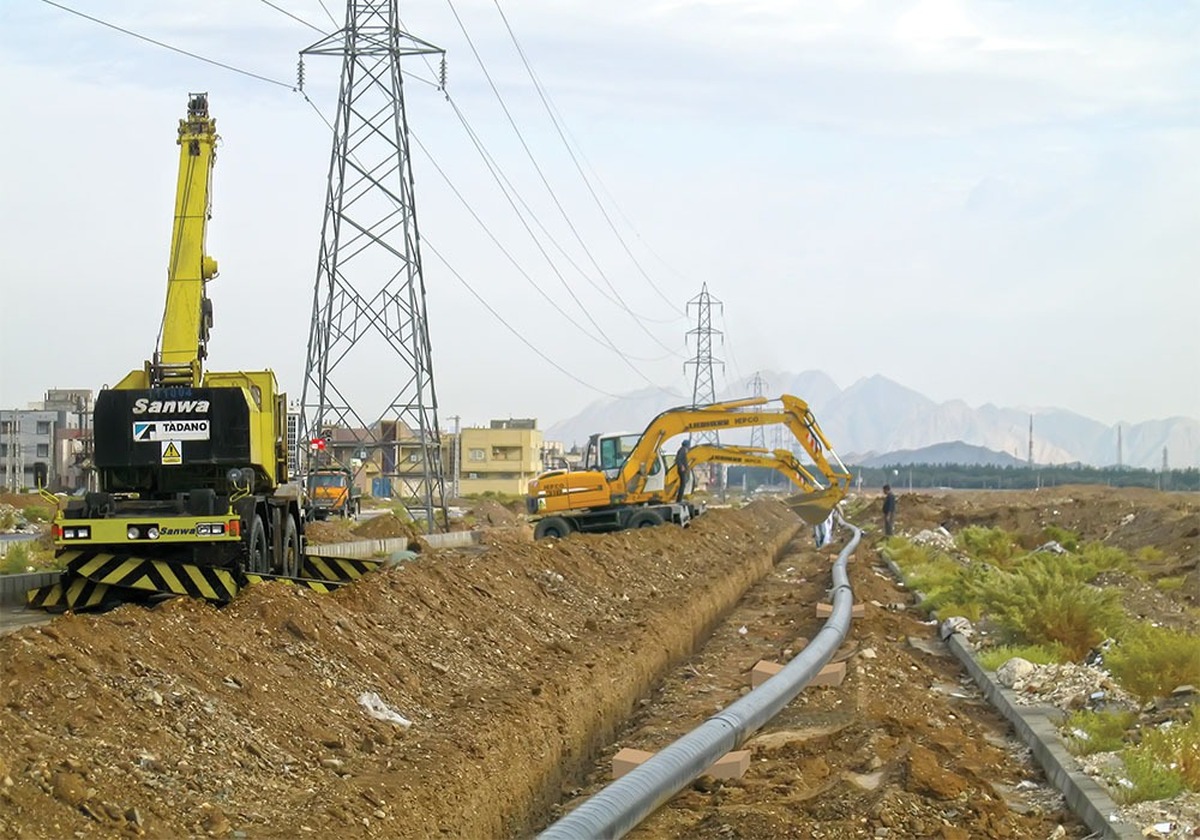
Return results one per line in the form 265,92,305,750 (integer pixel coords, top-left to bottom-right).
457,419,543,496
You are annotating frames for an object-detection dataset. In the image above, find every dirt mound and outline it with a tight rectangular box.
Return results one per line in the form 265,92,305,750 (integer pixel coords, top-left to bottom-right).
351,512,416,541
472,498,523,528
0,502,798,839
302,519,357,545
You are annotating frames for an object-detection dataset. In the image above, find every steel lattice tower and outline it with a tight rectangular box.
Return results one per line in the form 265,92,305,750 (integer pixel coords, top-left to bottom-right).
299,0,447,530
684,284,724,446
747,372,768,449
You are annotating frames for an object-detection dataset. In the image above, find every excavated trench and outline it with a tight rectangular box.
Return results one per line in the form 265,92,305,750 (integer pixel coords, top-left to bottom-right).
0,502,800,838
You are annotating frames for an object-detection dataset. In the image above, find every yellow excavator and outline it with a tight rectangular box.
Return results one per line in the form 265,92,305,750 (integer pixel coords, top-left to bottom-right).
28,94,325,611
526,395,850,538
662,443,820,497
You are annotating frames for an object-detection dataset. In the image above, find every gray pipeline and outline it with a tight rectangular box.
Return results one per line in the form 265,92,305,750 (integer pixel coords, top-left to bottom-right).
539,517,861,840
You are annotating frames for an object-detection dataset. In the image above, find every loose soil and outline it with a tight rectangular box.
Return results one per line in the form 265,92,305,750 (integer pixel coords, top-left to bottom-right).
0,487,1194,839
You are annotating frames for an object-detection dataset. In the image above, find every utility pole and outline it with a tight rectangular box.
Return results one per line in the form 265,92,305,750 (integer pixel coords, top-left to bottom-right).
1027,414,1034,468
298,0,448,531
448,415,461,500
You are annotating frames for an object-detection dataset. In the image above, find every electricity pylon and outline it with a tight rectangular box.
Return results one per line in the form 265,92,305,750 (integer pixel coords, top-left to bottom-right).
747,372,768,449
684,283,724,450
299,0,447,531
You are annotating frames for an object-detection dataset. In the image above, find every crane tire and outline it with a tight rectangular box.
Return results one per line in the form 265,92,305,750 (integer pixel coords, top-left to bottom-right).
627,509,664,529
534,516,573,540
279,515,301,577
248,515,270,574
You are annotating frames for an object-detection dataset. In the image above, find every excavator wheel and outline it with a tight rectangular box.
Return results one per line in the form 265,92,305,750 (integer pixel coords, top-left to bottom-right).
627,509,664,529
534,516,573,540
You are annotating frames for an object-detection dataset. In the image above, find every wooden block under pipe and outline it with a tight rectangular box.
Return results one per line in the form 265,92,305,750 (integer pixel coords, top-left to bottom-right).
751,659,846,689
751,659,784,688
815,602,865,618
612,748,656,779
611,748,751,780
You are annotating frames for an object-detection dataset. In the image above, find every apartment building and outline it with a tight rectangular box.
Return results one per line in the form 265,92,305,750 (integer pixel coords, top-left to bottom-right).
456,418,543,496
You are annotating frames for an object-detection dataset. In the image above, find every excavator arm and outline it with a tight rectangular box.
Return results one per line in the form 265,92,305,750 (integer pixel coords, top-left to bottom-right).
616,395,851,503
154,92,219,387
662,444,823,499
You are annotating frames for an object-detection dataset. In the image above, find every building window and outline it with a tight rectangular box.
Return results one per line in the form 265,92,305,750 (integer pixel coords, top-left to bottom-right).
468,448,485,461
37,444,50,458
0,443,6,457
36,421,51,435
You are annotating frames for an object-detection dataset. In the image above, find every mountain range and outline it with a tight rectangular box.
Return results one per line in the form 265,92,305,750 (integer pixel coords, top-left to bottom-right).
544,371,1200,470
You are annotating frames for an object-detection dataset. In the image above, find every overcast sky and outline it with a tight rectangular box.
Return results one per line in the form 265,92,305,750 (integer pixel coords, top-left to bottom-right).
1,0,1197,430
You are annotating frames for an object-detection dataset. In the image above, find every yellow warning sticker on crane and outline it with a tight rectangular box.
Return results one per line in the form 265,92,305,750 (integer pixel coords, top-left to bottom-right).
161,441,183,465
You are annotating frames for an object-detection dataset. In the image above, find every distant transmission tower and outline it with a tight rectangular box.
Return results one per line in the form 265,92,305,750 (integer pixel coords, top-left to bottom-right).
685,283,723,446
299,1,447,530
1027,414,1034,468
748,372,768,449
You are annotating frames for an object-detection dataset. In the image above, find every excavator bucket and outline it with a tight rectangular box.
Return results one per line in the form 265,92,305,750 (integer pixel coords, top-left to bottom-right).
783,487,845,526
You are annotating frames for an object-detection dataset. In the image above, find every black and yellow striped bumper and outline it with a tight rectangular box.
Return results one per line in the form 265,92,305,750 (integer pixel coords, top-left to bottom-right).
301,554,382,583
62,550,240,602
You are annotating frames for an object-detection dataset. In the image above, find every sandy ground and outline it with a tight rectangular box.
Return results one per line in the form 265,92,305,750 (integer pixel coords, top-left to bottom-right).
0,486,1195,839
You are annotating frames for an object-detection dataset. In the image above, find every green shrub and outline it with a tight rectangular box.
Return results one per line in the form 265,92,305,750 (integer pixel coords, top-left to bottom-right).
0,544,33,575
1041,525,1080,552
1064,709,1137,755
1137,546,1166,564
977,643,1069,671
1106,623,1200,701
958,526,1020,564
20,504,54,523
1156,576,1188,592
977,555,1125,659
1132,715,1200,792
1077,542,1130,578
1115,748,1186,804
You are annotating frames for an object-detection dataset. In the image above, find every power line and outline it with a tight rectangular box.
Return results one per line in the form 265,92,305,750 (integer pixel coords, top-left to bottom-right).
39,0,295,89
257,0,325,35
492,0,687,316
422,239,626,399
444,0,684,357
410,127,677,365
300,93,678,392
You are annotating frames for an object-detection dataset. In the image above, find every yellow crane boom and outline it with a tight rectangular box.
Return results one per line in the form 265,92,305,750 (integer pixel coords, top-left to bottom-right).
156,93,219,387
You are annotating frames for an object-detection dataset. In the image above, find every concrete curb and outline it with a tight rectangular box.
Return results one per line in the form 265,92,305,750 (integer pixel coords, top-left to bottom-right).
880,555,1139,840
0,571,60,607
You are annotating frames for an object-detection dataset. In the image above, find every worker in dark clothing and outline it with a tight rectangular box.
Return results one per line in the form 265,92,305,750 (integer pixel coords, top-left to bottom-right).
674,440,691,503
882,484,897,536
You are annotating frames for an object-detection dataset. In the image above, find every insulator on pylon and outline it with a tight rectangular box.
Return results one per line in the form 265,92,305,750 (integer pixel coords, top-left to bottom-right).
297,57,306,92
438,55,447,91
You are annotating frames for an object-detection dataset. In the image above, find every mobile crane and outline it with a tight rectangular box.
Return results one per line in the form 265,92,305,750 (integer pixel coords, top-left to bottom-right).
526,395,850,539
28,94,310,611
